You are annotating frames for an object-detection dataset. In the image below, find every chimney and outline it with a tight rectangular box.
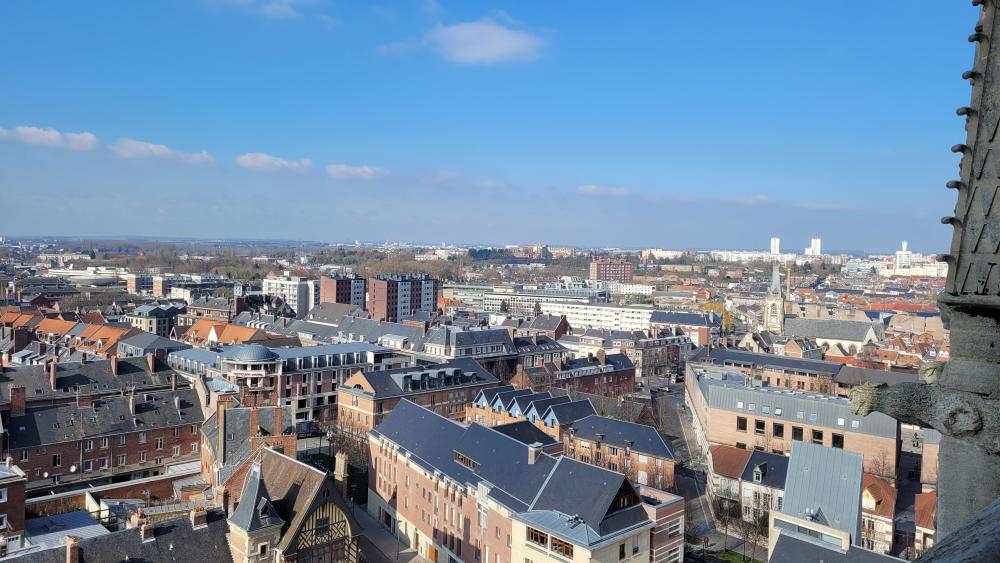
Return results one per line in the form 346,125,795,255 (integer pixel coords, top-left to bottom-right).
171,372,177,391
78,394,93,409
49,358,58,391
274,402,283,435
9,385,25,418
110,355,118,376
145,352,155,373
66,535,80,563
217,397,229,462
553,355,562,371
190,506,208,530
128,390,136,416
249,407,261,437
597,349,607,366
174,395,181,412
528,442,542,464
140,523,155,542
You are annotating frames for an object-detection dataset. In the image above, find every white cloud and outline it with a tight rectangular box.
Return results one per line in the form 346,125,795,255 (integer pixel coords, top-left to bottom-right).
576,184,630,197
426,18,542,64
110,138,213,164
236,152,312,172
326,164,388,180
0,125,98,151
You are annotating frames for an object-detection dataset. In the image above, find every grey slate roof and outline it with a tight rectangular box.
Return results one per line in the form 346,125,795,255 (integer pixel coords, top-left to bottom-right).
542,399,597,426
230,461,285,532
698,347,841,376
8,388,204,449
202,404,295,483
769,530,904,563
523,314,565,332
8,508,234,563
117,332,190,354
372,400,649,547
474,384,515,406
341,358,499,400
491,421,558,446
522,395,571,420
783,317,880,343
0,357,180,404
568,414,674,459
781,442,863,537
650,310,720,327
740,450,790,490
335,315,426,348
834,366,919,387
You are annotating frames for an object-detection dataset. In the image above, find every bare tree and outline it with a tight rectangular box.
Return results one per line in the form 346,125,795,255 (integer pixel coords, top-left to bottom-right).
866,448,895,482
711,494,739,552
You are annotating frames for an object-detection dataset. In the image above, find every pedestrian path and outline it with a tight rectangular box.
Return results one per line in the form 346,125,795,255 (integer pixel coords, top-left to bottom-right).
355,503,430,563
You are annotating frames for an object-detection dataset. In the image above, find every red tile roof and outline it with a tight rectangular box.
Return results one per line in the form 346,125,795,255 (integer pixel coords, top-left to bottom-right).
862,473,897,519
709,444,752,479
915,491,937,531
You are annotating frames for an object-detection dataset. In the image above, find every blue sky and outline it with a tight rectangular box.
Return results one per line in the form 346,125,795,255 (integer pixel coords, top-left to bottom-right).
0,1,979,253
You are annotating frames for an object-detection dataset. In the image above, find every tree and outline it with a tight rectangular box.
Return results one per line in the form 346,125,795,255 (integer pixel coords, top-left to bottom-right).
702,301,733,332
500,300,510,314
866,448,895,481
533,301,542,317
712,495,739,552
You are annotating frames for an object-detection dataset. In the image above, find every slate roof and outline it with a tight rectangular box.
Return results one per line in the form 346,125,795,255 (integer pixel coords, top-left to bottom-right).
740,450,790,490
372,400,651,547
522,395,571,420
202,405,295,483
304,302,362,324
649,310,720,327
341,358,499,400
769,531,904,563
335,315,426,349
834,366,919,387
0,357,180,408
509,392,553,415
781,442,863,537
24,511,110,549
523,314,565,332
697,347,841,376
784,317,880,343
512,335,565,354
542,399,597,425
118,332,190,353
230,461,284,532
491,421,558,446
474,385,515,406
568,414,673,459
424,326,514,349
7,508,234,563
8,388,204,449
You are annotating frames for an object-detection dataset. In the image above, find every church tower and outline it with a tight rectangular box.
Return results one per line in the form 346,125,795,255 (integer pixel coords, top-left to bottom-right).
763,262,785,334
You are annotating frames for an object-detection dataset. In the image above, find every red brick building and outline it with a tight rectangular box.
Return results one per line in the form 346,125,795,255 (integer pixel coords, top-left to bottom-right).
589,257,635,283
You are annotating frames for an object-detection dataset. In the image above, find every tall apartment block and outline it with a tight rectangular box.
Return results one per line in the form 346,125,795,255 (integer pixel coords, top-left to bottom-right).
262,272,319,318
319,274,367,309
367,274,439,323
589,257,635,283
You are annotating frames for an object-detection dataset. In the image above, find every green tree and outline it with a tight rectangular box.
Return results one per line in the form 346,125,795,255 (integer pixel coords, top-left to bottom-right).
533,301,542,317
500,300,510,314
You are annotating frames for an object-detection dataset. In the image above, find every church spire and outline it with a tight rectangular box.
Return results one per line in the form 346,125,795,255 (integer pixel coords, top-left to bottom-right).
769,262,781,294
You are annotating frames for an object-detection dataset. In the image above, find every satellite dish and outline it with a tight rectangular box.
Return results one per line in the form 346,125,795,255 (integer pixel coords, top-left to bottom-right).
70,465,77,473
43,472,49,478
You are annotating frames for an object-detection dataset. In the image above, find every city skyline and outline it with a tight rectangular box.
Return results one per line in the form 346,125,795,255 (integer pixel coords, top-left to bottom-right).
0,2,975,249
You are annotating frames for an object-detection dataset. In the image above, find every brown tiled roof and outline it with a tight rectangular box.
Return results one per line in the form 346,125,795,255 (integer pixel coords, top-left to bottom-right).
862,472,896,519
35,318,78,337
709,444,752,479
78,311,107,324
915,491,937,530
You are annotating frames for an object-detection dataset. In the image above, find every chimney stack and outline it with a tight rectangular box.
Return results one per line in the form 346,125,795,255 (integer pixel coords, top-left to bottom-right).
9,385,25,418
217,396,230,462
66,535,80,563
190,506,208,530
145,352,155,374
49,358,58,391
139,523,154,542
597,349,607,366
110,355,118,376
249,407,261,437
528,442,542,464
128,390,136,416
174,395,181,412
77,394,93,409
171,372,177,391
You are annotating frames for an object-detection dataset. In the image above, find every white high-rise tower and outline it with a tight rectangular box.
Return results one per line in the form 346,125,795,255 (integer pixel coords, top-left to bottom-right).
770,237,781,255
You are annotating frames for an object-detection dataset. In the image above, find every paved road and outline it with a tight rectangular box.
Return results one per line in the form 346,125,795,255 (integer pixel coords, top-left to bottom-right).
354,503,430,563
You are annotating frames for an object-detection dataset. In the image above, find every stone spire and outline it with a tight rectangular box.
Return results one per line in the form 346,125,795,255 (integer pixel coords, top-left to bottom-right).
852,0,1000,541
769,262,781,294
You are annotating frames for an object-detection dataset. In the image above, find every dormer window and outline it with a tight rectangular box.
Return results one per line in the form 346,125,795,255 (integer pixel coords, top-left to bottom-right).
753,466,764,482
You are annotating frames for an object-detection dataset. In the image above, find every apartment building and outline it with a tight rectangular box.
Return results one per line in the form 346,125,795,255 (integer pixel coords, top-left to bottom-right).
0,463,27,551
122,303,185,337
337,358,501,437
483,287,608,317
540,302,655,332
125,273,153,295
367,274,438,323
590,258,635,283
262,272,319,319
6,387,204,493
685,364,900,480
368,399,686,563
511,350,636,398
175,296,242,327
648,311,722,347
577,328,692,380
768,443,863,559
319,274,367,308
169,342,407,423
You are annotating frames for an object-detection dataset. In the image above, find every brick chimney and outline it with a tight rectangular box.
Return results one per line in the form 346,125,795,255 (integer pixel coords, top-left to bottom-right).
78,394,93,409
274,403,283,435
9,385,25,418
145,352,155,373
128,390,136,416
110,355,118,376
249,407,260,437
216,396,230,463
597,349,607,366
171,372,177,391
528,442,542,464
49,358,58,391
66,535,80,563
140,523,155,542
190,506,208,530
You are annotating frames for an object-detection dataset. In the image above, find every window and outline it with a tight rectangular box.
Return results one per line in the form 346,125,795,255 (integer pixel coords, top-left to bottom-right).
19,450,27,462
52,454,62,467
0,488,7,503
100,437,109,449
190,443,198,453
851,420,860,429
550,537,574,558
619,544,626,560
762,406,770,415
118,434,126,446
811,430,824,445
526,527,548,548
773,423,784,438
99,458,108,469
139,452,146,462
832,433,844,448
735,442,747,449
258,543,269,556
774,408,782,416
748,403,756,411
836,417,845,427
667,517,682,538
736,401,744,409
809,413,818,423
173,427,180,438
792,427,803,441
139,432,147,444
83,460,92,472
736,417,747,432
156,438,164,450
754,420,766,436
117,455,126,466
172,445,180,457
84,440,93,452
796,411,804,419
191,424,198,435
